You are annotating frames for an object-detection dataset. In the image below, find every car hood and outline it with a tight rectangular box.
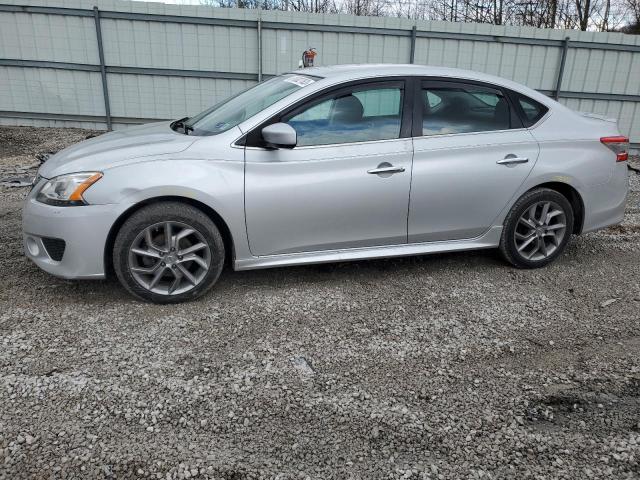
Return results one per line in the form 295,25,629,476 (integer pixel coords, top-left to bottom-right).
38,122,198,178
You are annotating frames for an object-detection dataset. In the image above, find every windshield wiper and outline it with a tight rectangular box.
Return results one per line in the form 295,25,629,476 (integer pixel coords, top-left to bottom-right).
171,117,194,135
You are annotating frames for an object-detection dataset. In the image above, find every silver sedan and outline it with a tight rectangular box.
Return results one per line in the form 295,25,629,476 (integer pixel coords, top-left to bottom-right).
23,64,629,302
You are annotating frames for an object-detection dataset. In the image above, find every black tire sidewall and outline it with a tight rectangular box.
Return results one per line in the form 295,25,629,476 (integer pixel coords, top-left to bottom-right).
113,203,225,303
501,189,574,269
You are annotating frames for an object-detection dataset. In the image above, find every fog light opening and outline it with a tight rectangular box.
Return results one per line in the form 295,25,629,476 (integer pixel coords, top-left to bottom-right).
26,236,40,256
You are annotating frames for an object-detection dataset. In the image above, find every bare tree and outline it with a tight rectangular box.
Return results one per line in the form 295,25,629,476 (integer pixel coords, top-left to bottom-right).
627,0,640,18
575,0,592,29
199,0,637,33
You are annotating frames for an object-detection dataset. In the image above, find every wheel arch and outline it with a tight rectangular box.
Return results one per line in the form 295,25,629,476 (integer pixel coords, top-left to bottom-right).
527,182,585,234
104,196,235,278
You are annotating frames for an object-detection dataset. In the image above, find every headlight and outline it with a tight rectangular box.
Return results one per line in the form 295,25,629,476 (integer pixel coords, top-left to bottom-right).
36,172,103,206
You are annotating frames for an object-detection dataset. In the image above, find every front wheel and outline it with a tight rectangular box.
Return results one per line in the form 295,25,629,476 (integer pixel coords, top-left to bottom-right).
500,188,574,269
113,202,225,303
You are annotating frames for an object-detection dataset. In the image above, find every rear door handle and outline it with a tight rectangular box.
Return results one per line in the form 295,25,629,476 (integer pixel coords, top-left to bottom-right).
497,156,529,165
367,164,406,175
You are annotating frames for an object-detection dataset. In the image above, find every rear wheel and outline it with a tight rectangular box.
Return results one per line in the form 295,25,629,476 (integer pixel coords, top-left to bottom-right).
113,202,225,303
500,188,574,268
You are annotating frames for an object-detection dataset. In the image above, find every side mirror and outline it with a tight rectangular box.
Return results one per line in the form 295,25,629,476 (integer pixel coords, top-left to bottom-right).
262,123,297,149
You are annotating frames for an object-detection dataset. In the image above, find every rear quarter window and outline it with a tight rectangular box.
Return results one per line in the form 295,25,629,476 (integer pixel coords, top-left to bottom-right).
510,91,549,127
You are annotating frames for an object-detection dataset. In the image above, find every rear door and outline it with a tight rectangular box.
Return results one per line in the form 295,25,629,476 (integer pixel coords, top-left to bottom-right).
409,79,539,243
244,80,414,256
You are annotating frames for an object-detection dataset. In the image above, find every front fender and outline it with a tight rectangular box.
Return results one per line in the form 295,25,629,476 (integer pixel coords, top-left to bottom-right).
84,158,251,263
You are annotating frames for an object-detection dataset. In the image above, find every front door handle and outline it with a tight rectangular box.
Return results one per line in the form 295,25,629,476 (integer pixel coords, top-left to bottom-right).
497,156,529,165
367,163,406,175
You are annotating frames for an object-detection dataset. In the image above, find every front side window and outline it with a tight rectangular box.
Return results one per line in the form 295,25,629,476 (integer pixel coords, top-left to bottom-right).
283,85,403,147
183,74,317,136
421,82,517,136
425,91,442,108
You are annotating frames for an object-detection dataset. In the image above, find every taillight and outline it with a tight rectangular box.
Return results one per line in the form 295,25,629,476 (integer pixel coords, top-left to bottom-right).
600,136,629,162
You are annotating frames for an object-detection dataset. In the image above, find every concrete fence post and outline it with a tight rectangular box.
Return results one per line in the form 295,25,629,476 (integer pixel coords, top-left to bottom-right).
257,15,263,82
554,37,570,101
93,6,112,130
409,25,417,64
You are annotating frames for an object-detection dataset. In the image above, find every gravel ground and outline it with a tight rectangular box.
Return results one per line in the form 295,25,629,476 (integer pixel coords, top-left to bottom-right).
1,126,639,479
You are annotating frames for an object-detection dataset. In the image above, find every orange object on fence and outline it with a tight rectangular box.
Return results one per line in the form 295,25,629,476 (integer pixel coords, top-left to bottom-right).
302,48,317,68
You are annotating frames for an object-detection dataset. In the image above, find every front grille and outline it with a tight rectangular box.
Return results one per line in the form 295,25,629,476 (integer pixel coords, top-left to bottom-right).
42,237,66,261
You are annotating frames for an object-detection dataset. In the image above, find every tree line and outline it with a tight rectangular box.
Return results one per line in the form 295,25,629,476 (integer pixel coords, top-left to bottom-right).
201,0,640,33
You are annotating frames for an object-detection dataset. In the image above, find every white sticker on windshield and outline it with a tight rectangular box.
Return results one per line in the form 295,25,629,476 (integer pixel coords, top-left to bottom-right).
283,75,315,87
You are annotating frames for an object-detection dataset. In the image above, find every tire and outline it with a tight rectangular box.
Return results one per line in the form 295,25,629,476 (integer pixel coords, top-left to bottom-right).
500,188,574,269
113,202,225,303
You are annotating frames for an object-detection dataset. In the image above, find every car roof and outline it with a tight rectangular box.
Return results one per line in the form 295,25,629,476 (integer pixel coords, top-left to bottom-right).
291,63,554,107
298,63,473,78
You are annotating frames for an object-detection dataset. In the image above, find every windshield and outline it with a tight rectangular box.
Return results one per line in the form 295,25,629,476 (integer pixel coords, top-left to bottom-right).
182,74,318,136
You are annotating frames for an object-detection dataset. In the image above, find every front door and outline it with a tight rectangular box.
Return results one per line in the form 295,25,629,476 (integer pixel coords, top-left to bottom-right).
244,81,413,256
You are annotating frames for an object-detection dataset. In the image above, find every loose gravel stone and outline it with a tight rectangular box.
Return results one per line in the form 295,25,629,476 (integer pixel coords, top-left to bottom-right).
0,126,639,479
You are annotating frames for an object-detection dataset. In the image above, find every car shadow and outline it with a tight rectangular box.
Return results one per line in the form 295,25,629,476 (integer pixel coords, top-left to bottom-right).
216,247,505,290
12,247,507,307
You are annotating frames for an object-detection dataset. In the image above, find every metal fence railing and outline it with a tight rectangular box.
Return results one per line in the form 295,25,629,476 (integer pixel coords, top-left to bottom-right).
0,1,639,146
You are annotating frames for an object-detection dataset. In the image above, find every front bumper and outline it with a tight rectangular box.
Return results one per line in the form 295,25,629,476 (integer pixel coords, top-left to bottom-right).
22,195,123,279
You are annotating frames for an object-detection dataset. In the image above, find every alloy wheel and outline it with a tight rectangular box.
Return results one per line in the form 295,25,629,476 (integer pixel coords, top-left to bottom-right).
128,221,211,295
514,201,567,261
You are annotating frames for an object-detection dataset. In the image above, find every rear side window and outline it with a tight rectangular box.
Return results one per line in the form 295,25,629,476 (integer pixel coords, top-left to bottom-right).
510,91,549,127
420,82,517,136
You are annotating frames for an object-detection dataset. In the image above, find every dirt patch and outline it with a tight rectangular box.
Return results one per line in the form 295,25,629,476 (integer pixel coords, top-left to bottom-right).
606,224,640,234
0,126,101,158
